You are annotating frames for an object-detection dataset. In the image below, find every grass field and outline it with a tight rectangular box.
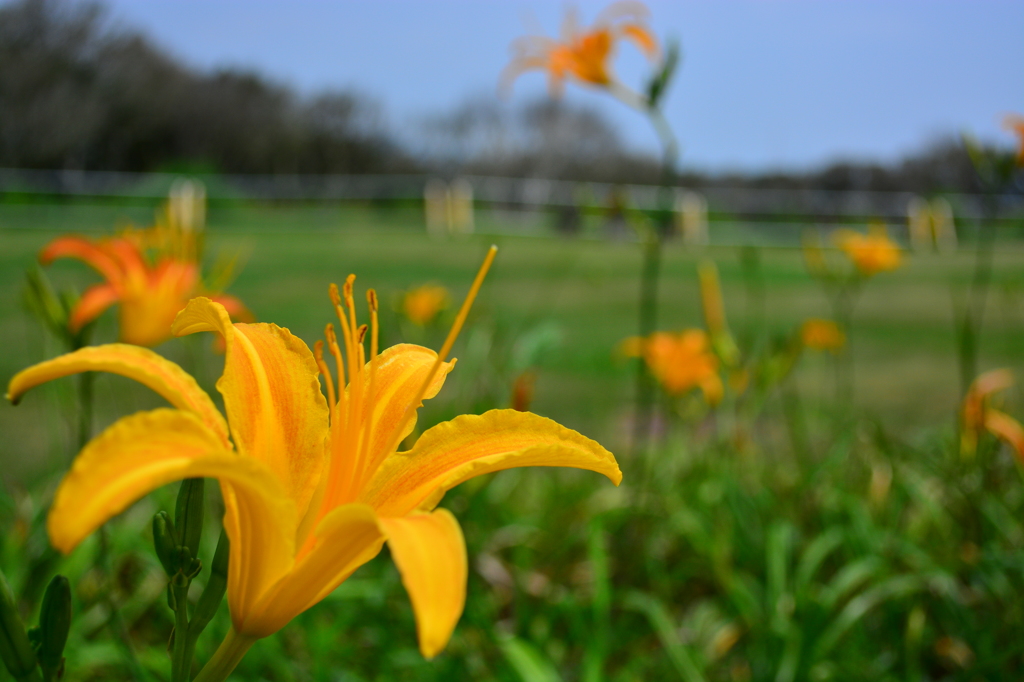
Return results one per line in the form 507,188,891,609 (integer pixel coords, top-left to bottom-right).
3,202,1023,480
2,200,1024,681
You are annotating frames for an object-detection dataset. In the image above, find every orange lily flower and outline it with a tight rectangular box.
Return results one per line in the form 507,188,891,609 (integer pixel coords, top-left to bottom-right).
7,250,620,676
502,1,659,95
960,369,1024,461
621,330,723,404
402,284,450,326
1004,114,1024,165
39,189,248,347
799,319,845,353
834,224,902,277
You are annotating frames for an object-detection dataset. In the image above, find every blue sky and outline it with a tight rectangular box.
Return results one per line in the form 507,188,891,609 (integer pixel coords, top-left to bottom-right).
100,0,1024,172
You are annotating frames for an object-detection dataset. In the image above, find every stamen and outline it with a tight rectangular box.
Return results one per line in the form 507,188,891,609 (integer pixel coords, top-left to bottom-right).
353,290,381,491
356,324,368,344
383,245,498,457
329,282,342,307
313,340,336,410
367,289,379,359
324,323,346,418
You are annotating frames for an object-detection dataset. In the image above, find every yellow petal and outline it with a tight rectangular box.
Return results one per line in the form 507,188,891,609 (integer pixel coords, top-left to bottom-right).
241,503,385,638
173,297,329,522
6,344,229,446
47,408,296,628
361,409,621,517
379,510,467,659
345,344,455,489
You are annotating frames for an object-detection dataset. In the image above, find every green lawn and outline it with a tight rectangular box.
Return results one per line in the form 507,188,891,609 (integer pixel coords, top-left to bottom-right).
3,201,1023,483
3,200,1024,681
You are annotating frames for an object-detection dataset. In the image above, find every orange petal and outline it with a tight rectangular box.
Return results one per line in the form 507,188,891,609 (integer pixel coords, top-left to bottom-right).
6,344,229,446
379,510,467,658
211,293,255,323
619,23,659,60
242,503,385,638
985,409,1024,463
46,408,296,632
361,409,621,517
172,297,330,521
69,283,119,331
349,344,456,489
39,235,122,285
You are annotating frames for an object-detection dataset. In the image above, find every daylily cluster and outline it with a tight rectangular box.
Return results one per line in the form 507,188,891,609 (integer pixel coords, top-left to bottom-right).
835,224,903,277
39,186,248,347
800,318,846,353
960,369,1024,461
402,284,450,326
621,330,723,405
8,251,620,677
502,1,659,97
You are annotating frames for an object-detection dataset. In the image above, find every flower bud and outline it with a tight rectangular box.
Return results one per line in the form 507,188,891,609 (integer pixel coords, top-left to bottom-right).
36,576,70,681
0,569,38,680
152,511,178,577
174,478,205,566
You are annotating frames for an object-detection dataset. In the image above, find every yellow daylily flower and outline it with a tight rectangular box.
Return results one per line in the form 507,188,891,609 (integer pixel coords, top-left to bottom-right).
501,1,659,95
7,249,620,677
799,318,845,353
620,329,722,405
834,224,902,277
960,368,1024,461
402,284,450,326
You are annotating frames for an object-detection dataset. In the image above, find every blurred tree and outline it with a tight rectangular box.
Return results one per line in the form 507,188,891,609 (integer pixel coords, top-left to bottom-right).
0,0,411,173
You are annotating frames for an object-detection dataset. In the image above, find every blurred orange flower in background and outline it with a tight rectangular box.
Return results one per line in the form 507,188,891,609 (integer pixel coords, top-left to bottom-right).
800,318,845,353
402,284,450,326
960,368,1024,461
835,224,902,276
39,233,248,347
621,330,722,404
502,1,659,95
39,186,249,347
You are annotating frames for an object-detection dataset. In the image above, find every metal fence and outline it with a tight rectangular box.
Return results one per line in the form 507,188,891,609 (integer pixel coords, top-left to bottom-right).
2,167,1021,246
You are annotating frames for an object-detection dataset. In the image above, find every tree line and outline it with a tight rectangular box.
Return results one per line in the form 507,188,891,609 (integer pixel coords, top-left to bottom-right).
0,0,988,193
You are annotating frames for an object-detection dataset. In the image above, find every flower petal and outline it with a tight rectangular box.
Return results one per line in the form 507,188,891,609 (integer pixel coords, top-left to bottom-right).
241,503,385,638
6,344,229,446
985,409,1024,463
47,408,296,628
350,344,456,488
69,283,119,331
172,297,330,521
619,23,659,60
210,293,255,323
379,510,467,659
361,409,621,517
39,235,122,285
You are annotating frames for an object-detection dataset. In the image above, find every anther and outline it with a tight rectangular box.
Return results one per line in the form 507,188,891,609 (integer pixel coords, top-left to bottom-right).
343,274,355,303
329,283,341,307
357,324,368,344
367,289,378,312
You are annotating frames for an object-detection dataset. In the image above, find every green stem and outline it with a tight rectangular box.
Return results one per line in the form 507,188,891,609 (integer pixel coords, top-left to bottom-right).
192,629,255,682
632,236,662,459
631,103,679,460
958,197,998,396
170,584,191,682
